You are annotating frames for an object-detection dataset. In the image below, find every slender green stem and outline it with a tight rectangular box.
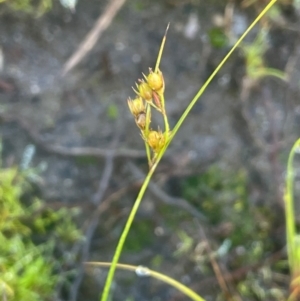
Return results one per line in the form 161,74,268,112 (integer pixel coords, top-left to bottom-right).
154,23,170,73
100,161,158,301
159,93,170,138
144,140,151,167
150,102,161,112
163,112,170,137
285,138,300,274
145,104,151,165
100,2,277,300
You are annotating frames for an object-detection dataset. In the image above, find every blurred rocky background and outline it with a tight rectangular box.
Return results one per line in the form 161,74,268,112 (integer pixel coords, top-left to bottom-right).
1,0,300,300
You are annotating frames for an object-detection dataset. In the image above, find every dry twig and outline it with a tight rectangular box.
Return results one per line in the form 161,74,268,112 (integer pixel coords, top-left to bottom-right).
61,0,127,76
0,112,145,159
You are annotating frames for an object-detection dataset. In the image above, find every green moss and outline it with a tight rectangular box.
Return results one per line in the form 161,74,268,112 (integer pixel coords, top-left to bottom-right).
1,0,53,15
181,165,274,249
0,166,82,300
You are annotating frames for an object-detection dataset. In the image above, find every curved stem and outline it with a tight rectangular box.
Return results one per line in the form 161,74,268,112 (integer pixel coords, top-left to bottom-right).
88,262,205,301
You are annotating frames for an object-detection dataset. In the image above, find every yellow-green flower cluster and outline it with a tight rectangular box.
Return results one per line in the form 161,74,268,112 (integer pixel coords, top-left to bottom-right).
127,68,168,163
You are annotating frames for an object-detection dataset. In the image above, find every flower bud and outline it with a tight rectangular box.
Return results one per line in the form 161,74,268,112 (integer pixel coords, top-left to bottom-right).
127,97,145,117
152,92,162,110
147,130,165,153
138,81,153,101
147,70,164,92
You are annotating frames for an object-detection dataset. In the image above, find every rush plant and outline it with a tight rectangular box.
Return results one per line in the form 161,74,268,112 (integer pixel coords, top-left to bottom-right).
91,1,281,301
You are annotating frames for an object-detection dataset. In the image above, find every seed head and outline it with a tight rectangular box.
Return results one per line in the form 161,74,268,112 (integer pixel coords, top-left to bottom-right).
127,97,145,117
147,130,165,153
147,69,164,92
137,81,153,101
